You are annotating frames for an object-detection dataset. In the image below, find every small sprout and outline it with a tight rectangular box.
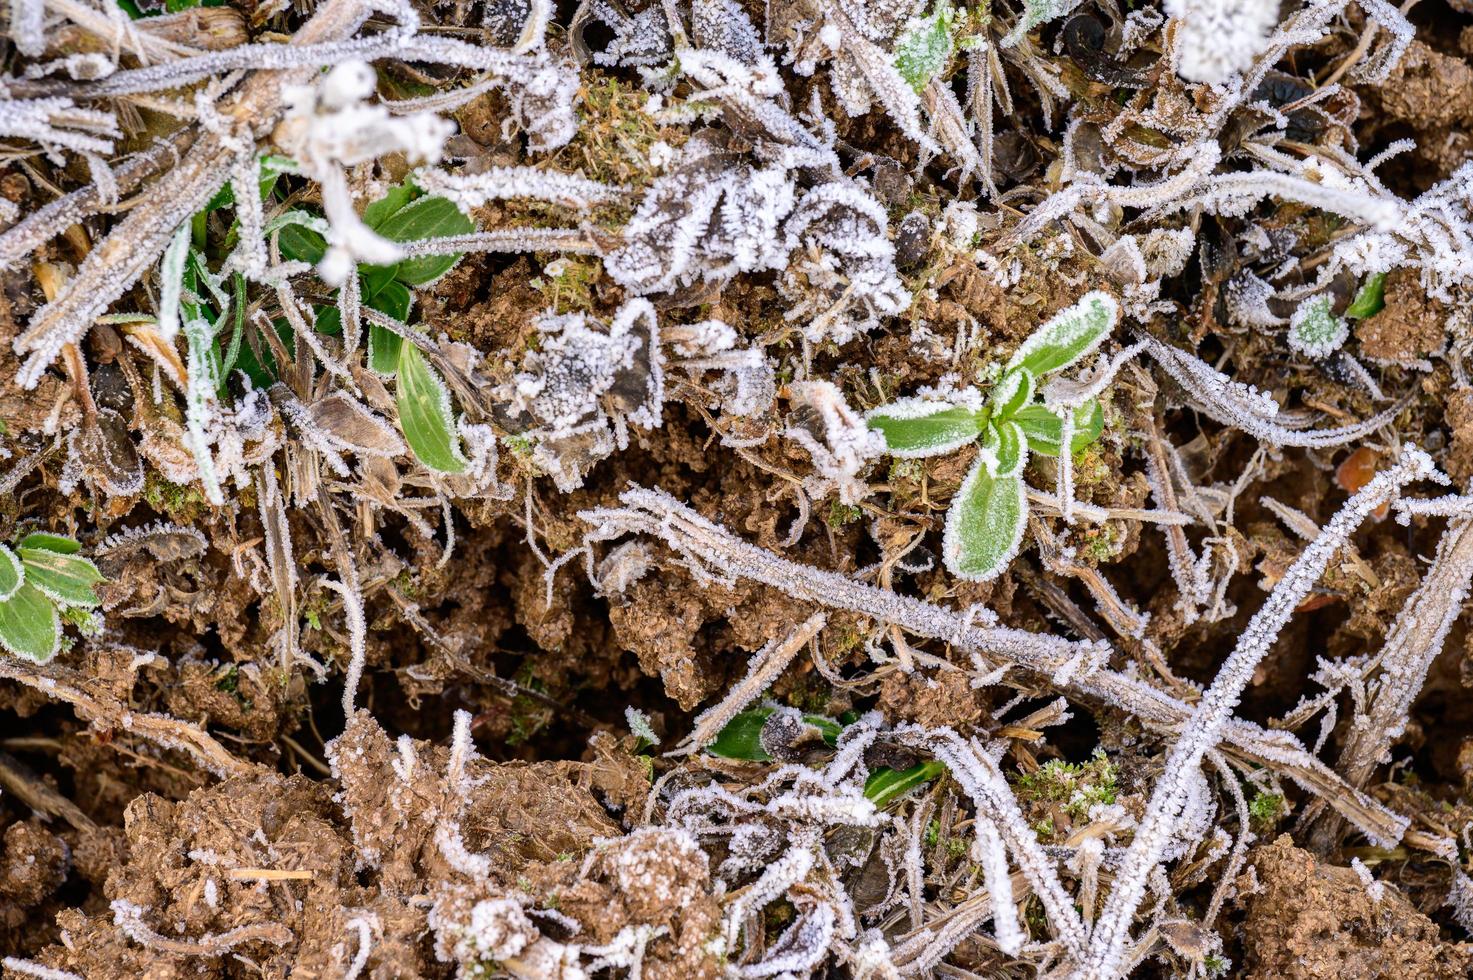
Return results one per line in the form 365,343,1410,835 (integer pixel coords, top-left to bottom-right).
707,707,842,760
1345,273,1387,319
1203,954,1232,977
1287,294,1348,359
864,759,946,808
866,292,1117,581
0,536,105,663
626,706,660,747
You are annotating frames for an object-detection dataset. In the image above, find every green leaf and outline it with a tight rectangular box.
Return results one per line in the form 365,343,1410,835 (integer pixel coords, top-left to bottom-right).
396,342,467,474
0,584,61,663
894,1,956,93
942,460,1027,582
982,419,1027,478
1013,400,1104,457
276,221,327,266
867,400,985,458
1007,291,1118,377
707,708,843,760
1345,273,1386,320
362,181,417,231
18,548,104,608
370,195,474,286
865,760,946,808
989,369,1034,421
17,533,81,554
0,545,21,602
365,282,413,377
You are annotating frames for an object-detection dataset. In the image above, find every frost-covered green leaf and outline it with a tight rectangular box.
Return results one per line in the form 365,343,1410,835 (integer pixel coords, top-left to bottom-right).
0,584,61,663
865,759,946,808
1287,294,1348,359
156,221,192,342
982,419,1028,478
894,1,957,93
942,460,1027,581
0,545,21,602
990,368,1035,420
708,707,843,760
867,399,985,458
369,195,475,286
1013,400,1105,457
1006,291,1117,377
18,547,104,608
16,532,81,555
362,181,418,231
182,312,225,505
367,282,413,377
396,342,467,474
1002,0,1086,46
1345,273,1387,319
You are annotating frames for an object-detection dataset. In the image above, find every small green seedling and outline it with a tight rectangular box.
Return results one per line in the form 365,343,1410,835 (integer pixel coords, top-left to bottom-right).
0,534,104,663
708,707,947,806
867,291,1116,581
278,180,474,474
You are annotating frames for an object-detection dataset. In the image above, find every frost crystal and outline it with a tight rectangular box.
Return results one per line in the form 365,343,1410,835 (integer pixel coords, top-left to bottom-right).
1164,0,1277,84
500,300,661,490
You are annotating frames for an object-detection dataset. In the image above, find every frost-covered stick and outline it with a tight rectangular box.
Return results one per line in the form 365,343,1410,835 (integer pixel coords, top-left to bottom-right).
258,463,300,676
10,0,375,388
0,128,200,270
112,899,293,954
577,486,1411,843
341,915,376,980
1141,412,1210,623
0,958,85,980
1143,338,1405,448
0,656,254,779
1311,509,1473,847
1025,491,1193,526
895,726,1088,959
1203,750,1252,927
1080,446,1435,980
317,488,370,718
415,165,626,210
672,612,827,755
396,228,604,257
1169,170,1402,231
973,815,1025,955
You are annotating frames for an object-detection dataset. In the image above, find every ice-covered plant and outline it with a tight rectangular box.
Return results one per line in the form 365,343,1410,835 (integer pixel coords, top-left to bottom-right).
708,706,946,806
0,534,104,663
1286,294,1348,359
866,292,1116,580
893,0,957,92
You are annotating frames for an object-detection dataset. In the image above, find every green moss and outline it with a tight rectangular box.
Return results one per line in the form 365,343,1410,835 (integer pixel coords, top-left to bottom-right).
826,499,863,529
923,819,972,858
1014,749,1119,822
530,256,602,315
142,472,208,523
1249,791,1284,833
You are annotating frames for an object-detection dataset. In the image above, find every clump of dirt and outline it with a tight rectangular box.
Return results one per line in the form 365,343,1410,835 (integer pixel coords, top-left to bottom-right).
1354,270,1449,365
1238,835,1472,979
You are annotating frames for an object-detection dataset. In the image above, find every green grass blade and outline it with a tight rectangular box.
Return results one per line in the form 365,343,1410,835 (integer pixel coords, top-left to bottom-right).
396,343,467,474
